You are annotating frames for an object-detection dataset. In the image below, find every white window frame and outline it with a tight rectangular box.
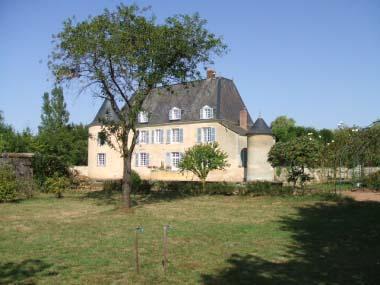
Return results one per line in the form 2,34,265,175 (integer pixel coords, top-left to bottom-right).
200,105,214,120
171,152,181,170
136,152,149,167
97,153,106,167
153,129,163,144
169,107,181,120
138,130,149,144
198,127,216,143
172,128,180,143
138,111,148,123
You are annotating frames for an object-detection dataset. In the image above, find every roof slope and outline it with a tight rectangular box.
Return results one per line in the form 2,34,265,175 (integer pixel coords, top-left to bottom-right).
90,77,255,133
249,117,273,135
90,99,119,126
140,77,254,126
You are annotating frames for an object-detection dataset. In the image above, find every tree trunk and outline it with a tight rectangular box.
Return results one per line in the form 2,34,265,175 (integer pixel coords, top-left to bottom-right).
201,179,206,193
122,154,132,209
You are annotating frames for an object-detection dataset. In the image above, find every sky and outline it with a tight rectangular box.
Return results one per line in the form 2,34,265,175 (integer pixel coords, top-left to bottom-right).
0,0,379,132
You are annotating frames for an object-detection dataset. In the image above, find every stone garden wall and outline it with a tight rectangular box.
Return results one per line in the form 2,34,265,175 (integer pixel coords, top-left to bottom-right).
0,153,34,179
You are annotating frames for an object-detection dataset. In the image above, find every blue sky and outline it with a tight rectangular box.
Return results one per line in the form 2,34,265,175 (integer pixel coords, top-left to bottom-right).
1,0,379,132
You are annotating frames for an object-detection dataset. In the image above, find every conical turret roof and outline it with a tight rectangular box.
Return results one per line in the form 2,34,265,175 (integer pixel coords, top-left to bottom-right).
249,117,272,135
89,99,120,126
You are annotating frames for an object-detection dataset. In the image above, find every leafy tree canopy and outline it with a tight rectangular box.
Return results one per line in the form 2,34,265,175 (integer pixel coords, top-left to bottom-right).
179,142,228,192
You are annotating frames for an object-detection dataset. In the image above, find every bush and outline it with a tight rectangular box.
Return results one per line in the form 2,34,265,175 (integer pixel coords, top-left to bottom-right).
363,171,380,190
102,171,143,193
205,182,240,195
44,174,71,198
0,165,19,202
32,153,70,186
245,181,291,196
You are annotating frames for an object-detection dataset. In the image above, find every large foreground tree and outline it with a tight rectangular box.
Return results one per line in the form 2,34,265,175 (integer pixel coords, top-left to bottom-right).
49,5,226,208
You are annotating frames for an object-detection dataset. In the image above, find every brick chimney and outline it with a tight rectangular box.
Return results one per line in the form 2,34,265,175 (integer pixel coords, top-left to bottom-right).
240,109,248,130
207,69,216,79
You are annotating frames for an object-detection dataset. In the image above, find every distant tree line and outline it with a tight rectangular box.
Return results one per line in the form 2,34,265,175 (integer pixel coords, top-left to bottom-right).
0,86,88,184
269,115,380,192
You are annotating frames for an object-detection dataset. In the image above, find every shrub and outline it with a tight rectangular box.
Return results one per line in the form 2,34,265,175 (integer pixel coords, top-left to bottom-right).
44,174,71,198
363,171,380,191
0,165,19,202
246,181,291,196
32,153,70,186
102,171,143,193
205,182,240,195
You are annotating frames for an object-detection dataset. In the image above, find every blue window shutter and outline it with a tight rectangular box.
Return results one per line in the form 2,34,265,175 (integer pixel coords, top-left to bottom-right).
179,129,184,143
146,131,150,144
197,128,202,143
167,129,171,144
151,130,155,144
166,152,171,167
211,128,216,142
147,153,150,166
136,132,140,144
135,153,139,167
160,129,164,144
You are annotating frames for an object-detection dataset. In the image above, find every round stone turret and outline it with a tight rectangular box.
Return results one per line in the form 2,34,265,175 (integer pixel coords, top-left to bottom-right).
246,117,275,181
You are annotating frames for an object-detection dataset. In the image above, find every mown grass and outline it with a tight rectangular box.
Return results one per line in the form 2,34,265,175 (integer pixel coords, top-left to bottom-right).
0,190,379,284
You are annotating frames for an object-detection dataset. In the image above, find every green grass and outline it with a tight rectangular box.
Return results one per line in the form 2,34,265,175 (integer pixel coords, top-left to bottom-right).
1,190,380,284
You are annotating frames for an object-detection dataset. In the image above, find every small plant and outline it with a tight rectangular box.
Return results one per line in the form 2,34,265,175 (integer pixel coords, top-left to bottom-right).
0,165,19,202
44,173,71,198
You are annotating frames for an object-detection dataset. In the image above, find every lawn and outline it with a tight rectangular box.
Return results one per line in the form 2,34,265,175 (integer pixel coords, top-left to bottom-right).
1,190,380,284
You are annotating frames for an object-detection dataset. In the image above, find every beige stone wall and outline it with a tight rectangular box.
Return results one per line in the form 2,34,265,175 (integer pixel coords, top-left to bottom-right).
88,121,247,182
246,135,275,181
88,126,124,179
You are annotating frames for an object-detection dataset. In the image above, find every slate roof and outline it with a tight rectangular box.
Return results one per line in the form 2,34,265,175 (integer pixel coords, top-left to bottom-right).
90,99,119,126
248,117,273,135
90,77,272,136
138,77,254,128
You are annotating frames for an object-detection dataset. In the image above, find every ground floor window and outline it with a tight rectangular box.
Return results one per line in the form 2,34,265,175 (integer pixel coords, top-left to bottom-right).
166,152,183,170
136,152,149,167
97,153,106,167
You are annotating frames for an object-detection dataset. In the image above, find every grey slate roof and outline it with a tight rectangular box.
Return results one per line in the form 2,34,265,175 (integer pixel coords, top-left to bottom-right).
138,77,254,127
248,117,273,135
90,99,119,126
90,77,271,136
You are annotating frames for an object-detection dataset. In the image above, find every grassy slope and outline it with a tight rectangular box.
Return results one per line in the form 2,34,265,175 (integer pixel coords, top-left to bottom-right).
0,191,379,284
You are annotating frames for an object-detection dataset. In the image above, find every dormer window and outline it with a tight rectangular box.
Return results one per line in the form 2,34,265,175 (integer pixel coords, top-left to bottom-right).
169,107,181,121
200,105,214,120
138,111,148,123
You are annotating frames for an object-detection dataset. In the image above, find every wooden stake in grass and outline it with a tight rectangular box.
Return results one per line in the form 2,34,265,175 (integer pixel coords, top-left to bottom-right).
134,226,143,274
162,225,170,273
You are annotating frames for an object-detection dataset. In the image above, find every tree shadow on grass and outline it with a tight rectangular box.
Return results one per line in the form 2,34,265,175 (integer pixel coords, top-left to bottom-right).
0,259,59,284
82,189,193,207
202,199,380,285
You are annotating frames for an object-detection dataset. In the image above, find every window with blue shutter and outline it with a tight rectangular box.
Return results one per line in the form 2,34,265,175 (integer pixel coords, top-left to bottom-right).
166,129,171,144
165,152,171,167
197,128,202,143
179,129,184,143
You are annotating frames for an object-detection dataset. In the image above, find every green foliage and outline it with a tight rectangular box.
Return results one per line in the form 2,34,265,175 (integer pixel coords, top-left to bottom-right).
49,4,226,207
268,136,321,191
245,182,292,196
0,165,19,202
44,174,71,198
179,142,228,192
363,171,380,190
271,115,296,142
32,153,70,186
39,86,69,132
102,171,142,193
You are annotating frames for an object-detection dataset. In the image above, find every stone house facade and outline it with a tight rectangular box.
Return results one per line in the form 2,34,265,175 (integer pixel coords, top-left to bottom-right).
87,71,275,182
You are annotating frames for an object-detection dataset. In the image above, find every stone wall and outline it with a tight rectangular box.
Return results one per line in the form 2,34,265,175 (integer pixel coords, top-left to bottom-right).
274,166,380,184
0,153,34,179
